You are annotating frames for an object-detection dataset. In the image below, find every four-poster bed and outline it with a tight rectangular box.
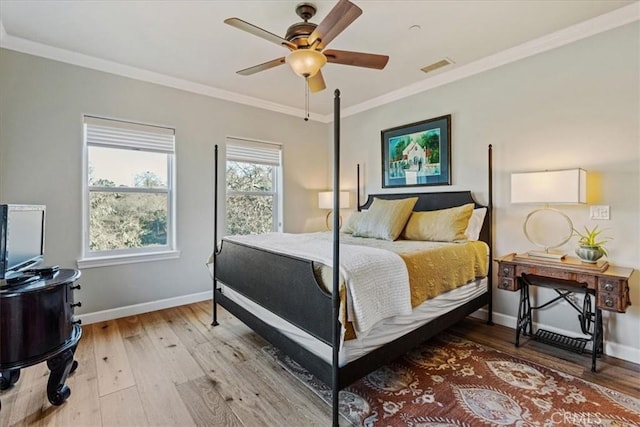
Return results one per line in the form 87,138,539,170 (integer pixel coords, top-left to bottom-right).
211,90,493,425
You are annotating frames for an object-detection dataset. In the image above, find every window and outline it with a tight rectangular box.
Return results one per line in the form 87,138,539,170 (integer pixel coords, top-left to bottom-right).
79,116,177,267
225,137,282,235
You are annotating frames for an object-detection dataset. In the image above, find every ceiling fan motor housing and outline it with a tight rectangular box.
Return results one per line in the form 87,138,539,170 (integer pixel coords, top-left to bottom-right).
287,3,318,47
286,22,317,47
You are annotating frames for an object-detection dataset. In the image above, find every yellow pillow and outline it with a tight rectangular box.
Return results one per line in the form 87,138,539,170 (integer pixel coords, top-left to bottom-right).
403,203,475,242
353,197,418,240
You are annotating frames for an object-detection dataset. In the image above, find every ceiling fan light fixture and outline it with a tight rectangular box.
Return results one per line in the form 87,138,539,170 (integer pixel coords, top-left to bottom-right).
286,49,327,78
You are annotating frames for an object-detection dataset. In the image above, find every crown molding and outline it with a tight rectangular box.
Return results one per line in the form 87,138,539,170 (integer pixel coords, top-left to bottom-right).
1,2,638,125
0,29,325,122
329,2,640,122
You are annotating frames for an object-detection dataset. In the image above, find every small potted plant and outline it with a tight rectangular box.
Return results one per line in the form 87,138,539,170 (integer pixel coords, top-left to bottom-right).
574,225,610,263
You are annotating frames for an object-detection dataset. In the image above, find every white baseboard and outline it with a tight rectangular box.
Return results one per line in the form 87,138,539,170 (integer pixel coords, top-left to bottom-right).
76,291,211,325
471,308,639,365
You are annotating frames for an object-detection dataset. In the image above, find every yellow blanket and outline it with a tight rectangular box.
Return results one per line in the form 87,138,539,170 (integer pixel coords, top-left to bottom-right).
400,241,488,307
315,239,488,341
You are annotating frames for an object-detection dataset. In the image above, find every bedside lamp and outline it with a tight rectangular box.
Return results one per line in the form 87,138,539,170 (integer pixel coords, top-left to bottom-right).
511,169,586,259
318,191,350,230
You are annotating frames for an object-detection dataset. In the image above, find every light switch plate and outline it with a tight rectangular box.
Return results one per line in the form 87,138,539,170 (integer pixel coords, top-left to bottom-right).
590,205,610,220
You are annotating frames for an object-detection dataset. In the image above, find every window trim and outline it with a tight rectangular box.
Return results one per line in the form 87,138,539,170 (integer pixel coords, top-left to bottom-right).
79,115,177,268
77,249,180,269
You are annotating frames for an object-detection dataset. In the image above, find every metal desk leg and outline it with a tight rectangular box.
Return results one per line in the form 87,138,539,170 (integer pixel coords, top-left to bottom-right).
591,308,603,372
516,279,531,346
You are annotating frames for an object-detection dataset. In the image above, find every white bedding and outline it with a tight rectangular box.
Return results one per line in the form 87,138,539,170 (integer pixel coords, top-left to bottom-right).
225,232,412,336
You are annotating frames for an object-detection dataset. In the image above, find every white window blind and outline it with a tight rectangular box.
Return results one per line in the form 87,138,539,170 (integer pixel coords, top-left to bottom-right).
226,137,281,166
85,116,175,153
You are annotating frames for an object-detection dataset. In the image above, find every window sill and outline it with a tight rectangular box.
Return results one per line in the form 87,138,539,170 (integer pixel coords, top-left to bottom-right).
77,250,180,269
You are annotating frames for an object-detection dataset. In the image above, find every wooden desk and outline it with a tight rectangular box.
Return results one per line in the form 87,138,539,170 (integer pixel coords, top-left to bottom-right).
495,253,633,372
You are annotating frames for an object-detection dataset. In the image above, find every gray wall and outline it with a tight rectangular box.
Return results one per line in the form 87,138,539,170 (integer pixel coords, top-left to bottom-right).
338,22,639,362
0,49,329,314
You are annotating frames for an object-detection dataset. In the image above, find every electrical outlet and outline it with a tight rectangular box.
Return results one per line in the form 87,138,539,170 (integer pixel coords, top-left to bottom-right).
590,205,610,220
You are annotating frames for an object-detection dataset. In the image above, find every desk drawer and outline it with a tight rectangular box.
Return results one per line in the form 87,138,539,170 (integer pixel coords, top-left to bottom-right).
597,293,625,313
597,277,629,313
516,265,569,281
598,278,622,294
499,265,515,278
497,277,519,291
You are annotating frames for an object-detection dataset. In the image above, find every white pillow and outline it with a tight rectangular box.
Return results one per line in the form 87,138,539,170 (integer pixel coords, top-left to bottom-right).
341,211,363,234
465,207,487,241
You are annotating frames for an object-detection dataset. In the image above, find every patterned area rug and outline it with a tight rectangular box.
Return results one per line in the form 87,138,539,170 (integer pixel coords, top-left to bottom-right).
265,334,640,426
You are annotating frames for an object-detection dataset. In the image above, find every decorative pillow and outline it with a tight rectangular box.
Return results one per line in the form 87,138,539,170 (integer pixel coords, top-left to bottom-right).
465,207,487,241
352,197,418,240
341,211,363,234
403,203,475,242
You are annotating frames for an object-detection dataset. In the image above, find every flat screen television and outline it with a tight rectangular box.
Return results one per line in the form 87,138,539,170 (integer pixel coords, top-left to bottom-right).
0,204,46,281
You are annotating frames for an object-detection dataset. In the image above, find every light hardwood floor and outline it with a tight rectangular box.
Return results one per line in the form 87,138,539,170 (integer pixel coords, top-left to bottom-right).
1,301,638,426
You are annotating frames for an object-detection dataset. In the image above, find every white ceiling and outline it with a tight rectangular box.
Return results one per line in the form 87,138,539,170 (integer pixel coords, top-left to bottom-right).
0,1,638,121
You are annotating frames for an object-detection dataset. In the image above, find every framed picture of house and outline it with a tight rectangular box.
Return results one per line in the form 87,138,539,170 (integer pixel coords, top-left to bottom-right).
381,114,451,188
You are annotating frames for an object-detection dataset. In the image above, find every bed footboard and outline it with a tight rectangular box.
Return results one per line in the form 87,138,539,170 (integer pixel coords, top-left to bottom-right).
215,277,489,389
215,239,334,345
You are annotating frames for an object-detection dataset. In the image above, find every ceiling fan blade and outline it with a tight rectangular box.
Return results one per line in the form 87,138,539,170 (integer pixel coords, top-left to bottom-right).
308,71,326,93
323,49,389,70
224,18,297,50
237,57,286,76
307,0,362,50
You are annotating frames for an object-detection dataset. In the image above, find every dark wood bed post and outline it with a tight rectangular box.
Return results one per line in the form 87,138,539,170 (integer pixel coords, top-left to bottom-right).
212,144,220,327
331,89,341,427
487,144,494,325
356,163,361,209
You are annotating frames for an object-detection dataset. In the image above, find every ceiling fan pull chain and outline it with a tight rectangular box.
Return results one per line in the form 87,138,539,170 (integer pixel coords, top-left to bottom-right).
304,78,310,121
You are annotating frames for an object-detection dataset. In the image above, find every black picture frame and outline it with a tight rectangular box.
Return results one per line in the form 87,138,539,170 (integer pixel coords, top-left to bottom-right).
381,114,451,188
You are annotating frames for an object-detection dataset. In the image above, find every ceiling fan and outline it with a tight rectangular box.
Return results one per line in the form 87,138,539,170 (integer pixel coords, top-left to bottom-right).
224,0,389,93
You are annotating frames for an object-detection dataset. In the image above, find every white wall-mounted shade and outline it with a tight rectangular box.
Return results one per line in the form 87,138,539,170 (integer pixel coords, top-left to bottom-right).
318,191,350,209
511,169,587,204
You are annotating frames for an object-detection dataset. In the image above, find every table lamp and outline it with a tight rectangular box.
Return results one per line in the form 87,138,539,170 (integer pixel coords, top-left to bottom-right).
318,191,350,230
511,169,586,259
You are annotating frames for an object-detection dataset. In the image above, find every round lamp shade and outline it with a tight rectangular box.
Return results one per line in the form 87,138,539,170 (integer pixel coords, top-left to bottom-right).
286,50,327,78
